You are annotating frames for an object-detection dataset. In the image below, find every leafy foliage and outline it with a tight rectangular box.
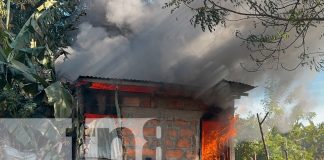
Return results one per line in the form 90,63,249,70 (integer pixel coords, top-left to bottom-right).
0,0,82,118
45,81,73,118
235,82,324,159
0,0,82,158
236,119,324,160
0,87,37,117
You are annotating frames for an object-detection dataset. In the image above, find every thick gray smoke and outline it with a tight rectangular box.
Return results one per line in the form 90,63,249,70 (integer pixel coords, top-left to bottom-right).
56,0,320,137
57,0,250,84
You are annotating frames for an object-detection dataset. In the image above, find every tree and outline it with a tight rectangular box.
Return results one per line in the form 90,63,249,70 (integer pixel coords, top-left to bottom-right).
0,0,83,118
164,0,324,71
0,0,83,158
235,82,324,160
235,113,323,160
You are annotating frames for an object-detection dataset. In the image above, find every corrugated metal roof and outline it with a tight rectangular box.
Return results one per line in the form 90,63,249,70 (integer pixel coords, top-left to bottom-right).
78,75,255,89
78,75,179,85
77,75,255,96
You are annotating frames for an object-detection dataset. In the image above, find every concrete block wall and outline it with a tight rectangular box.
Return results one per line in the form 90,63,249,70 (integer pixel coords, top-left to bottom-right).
121,118,200,160
120,94,206,160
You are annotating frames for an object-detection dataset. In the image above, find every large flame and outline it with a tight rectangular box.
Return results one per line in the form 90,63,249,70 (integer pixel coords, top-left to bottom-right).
201,115,238,160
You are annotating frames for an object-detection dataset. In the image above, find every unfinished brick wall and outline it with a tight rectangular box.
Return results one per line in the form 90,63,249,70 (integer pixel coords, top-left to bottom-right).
164,119,199,160
121,117,201,160
120,94,204,160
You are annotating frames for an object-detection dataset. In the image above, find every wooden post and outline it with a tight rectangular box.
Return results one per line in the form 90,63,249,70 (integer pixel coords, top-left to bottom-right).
283,138,288,160
115,88,126,159
257,112,270,160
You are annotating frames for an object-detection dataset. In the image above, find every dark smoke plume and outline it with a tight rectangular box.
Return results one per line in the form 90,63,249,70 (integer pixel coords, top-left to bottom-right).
56,0,320,137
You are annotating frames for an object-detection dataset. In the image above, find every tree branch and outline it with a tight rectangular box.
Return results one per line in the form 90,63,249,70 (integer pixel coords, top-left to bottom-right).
257,112,270,160
207,0,324,22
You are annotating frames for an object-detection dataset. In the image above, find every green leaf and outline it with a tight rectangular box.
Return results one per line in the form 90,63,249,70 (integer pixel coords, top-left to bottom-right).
9,59,37,82
30,16,44,37
45,82,73,118
0,45,7,62
18,46,46,57
10,17,33,51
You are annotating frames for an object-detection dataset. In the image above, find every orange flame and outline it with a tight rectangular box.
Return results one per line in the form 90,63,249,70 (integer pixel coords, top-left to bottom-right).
201,115,238,160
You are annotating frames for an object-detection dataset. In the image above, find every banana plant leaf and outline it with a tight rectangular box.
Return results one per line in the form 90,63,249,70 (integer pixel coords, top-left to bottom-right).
45,81,73,118
0,46,6,62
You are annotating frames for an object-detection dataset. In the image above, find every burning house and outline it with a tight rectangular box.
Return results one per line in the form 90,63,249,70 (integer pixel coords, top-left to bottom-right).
74,76,254,160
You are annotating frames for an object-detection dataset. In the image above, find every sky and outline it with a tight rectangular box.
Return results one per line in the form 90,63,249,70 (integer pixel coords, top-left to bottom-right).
236,71,324,124
308,72,324,123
